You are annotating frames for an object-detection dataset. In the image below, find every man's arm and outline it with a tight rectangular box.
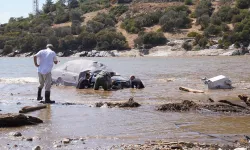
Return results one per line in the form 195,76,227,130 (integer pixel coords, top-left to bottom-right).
53,55,58,64
33,56,39,67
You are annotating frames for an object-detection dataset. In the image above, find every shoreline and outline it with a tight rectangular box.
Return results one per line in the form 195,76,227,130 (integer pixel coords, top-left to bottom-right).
2,47,246,58
1,39,249,58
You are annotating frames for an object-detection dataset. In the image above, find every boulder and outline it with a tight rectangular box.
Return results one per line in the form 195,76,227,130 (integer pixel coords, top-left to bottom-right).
0,113,43,127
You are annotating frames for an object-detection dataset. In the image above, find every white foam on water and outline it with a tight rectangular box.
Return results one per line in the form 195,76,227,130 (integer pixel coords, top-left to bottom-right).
0,77,38,84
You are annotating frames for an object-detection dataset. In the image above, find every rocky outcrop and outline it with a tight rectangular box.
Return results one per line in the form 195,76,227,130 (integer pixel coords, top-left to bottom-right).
0,113,43,127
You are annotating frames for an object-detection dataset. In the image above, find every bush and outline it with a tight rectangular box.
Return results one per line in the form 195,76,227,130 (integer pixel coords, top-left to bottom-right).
78,31,97,50
236,0,250,9
204,24,222,36
196,14,210,30
86,20,105,33
54,27,72,37
121,11,163,33
70,9,82,21
160,10,191,32
187,32,200,37
93,13,116,27
195,0,213,18
71,20,82,35
3,45,13,54
185,0,193,5
33,36,47,52
96,29,128,50
134,31,167,48
109,5,129,17
121,19,141,33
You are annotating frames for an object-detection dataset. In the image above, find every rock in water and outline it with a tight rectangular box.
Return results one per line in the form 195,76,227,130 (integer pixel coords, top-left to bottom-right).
0,113,43,127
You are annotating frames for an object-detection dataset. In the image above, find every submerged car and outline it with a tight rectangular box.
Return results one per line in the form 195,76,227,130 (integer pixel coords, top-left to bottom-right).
52,59,130,88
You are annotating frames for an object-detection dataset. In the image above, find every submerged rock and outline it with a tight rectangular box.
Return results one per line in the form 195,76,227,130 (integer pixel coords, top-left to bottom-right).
0,114,43,127
9,132,22,137
157,100,250,114
95,98,140,108
157,100,197,112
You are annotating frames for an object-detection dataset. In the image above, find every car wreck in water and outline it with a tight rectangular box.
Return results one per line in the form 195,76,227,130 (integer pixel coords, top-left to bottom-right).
51,59,130,88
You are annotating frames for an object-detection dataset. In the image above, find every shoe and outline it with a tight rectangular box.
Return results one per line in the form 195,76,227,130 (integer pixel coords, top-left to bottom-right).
45,91,55,104
37,88,43,101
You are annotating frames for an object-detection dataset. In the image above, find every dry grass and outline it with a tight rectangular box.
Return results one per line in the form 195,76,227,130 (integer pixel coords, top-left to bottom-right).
52,22,72,28
81,9,109,26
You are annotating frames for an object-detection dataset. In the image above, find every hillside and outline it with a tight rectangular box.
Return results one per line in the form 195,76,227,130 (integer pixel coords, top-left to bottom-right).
0,0,250,56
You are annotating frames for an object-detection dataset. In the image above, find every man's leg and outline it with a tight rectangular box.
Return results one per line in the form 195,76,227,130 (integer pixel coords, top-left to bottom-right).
37,73,44,100
44,72,55,103
94,77,101,90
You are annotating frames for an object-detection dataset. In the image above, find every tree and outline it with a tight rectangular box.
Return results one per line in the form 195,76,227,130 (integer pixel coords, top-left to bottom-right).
3,45,13,54
134,32,167,48
236,0,250,9
68,0,79,9
43,0,54,13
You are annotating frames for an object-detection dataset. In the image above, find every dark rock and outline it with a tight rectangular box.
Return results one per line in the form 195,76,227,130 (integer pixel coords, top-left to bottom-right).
10,132,22,137
26,137,33,141
95,98,141,108
182,40,193,51
157,100,197,112
157,100,250,114
62,138,71,144
0,113,43,127
118,98,141,108
32,146,41,150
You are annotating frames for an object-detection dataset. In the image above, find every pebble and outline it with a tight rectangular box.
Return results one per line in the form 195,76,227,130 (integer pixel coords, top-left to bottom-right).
62,138,71,144
10,132,22,137
32,146,41,150
54,145,62,148
26,137,33,141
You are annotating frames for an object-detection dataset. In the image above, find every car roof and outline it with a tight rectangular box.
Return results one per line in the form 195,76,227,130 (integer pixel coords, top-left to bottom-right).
54,59,113,73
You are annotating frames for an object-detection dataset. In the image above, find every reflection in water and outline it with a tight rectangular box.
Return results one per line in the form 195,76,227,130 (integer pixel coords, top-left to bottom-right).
1,57,250,148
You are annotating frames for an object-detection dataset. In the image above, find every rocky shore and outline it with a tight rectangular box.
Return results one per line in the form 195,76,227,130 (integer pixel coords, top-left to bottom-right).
2,39,250,58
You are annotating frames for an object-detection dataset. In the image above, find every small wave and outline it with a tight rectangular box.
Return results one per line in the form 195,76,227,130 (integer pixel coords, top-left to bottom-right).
0,77,38,84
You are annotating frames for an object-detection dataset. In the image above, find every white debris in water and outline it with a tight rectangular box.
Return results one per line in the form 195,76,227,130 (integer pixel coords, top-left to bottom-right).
101,103,108,108
0,77,38,84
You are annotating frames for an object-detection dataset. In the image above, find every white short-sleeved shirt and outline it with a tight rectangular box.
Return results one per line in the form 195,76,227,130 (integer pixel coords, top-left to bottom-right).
35,48,57,74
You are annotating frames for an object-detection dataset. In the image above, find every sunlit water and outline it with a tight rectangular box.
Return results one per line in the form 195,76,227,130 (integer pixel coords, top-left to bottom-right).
1,57,250,149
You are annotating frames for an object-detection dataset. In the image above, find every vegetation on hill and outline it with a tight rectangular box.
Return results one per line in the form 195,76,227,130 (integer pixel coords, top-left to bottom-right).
0,0,250,56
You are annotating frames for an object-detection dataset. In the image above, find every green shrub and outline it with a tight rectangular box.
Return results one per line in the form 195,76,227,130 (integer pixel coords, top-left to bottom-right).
134,31,167,48
78,31,97,50
160,10,191,32
93,13,116,27
185,0,193,5
121,19,141,33
86,20,105,33
3,45,13,54
204,24,222,36
236,0,250,9
187,32,200,37
109,5,129,17
96,29,128,50
71,20,82,35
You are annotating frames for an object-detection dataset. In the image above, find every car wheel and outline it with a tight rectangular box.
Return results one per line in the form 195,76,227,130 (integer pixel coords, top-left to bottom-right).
56,77,64,86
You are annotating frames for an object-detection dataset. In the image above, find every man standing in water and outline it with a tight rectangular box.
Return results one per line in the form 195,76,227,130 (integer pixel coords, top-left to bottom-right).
33,44,58,103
